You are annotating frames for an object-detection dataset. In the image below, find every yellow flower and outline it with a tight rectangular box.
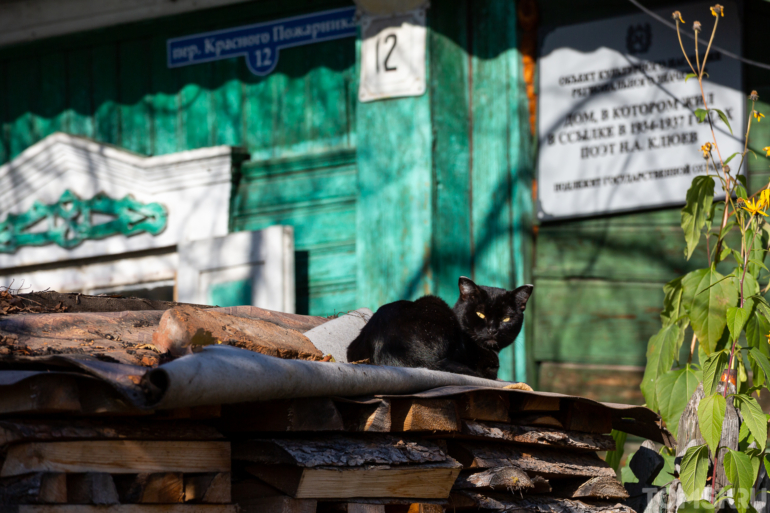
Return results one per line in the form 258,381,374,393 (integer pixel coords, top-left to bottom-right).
764,146,770,157
672,11,684,23
700,142,713,158
741,197,769,216
759,189,770,210
755,111,766,122
711,4,724,16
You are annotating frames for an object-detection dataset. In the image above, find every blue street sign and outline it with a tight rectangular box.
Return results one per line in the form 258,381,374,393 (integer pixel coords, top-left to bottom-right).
167,7,357,76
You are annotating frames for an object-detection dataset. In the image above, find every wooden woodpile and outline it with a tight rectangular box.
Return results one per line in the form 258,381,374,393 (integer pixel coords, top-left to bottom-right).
0,292,669,513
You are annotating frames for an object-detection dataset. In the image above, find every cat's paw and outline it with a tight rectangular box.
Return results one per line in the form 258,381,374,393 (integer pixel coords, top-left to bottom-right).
503,382,534,391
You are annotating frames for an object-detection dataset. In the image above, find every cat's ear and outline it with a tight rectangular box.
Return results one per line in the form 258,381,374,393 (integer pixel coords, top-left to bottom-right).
512,284,534,311
458,276,480,300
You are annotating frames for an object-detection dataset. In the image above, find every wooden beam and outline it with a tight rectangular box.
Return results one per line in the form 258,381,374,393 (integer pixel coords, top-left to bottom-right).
510,395,562,412
390,399,459,432
184,473,231,503
446,441,615,479
456,392,509,422
335,399,392,432
453,466,533,492
563,402,612,434
18,506,238,513
114,473,184,504
219,398,343,432
454,421,615,452
0,472,66,504
1,441,230,476
246,461,462,499
0,375,81,415
66,473,119,505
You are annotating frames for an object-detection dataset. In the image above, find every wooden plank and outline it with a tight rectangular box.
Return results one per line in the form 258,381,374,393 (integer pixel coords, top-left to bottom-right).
0,375,81,415
238,496,317,513
246,462,462,499
406,505,443,513
427,0,472,303
335,399,391,433
456,392,509,422
538,363,644,405
447,441,616,478
0,419,223,446
455,420,615,452
114,473,184,504
0,472,66,504
511,395,561,412
219,398,343,432
1,441,230,476
509,414,564,428
19,506,237,513
390,398,460,432
563,402,613,434
532,279,664,366
66,473,119,504
233,436,448,467
453,466,533,492
453,492,636,513
184,473,231,503
550,477,629,500
318,504,385,513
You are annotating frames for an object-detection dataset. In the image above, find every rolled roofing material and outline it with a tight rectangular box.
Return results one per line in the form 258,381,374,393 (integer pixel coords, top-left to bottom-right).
143,345,510,409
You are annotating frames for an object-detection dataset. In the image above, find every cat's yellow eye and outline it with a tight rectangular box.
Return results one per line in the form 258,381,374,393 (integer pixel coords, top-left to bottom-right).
476,312,485,319
502,317,510,322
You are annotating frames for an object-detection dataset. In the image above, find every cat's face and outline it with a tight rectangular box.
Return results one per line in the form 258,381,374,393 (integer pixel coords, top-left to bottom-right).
453,276,533,352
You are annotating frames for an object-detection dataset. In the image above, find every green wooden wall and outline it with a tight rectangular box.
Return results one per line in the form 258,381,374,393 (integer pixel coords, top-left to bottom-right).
533,0,770,399
0,0,359,317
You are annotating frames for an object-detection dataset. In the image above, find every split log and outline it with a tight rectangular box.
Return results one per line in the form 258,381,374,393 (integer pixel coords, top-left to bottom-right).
447,441,616,479
456,391,509,422
218,398,343,432
1,441,231,476
16,291,209,313
184,473,231,503
113,473,184,504
335,399,392,433
453,491,635,512
152,305,323,360
0,473,66,504
66,473,119,505
455,420,615,452
549,477,629,500
390,398,459,432
16,506,238,513
0,419,223,446
237,496,317,513
246,461,462,499
211,305,327,333
453,466,533,492
232,435,448,467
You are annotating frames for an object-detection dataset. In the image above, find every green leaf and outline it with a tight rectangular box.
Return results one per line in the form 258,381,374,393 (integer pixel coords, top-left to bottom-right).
749,348,770,388
735,394,768,450
712,108,733,135
697,392,726,456
703,351,728,395
661,277,686,326
605,429,627,472
724,152,741,165
685,73,699,83
682,268,739,354
656,365,702,439
681,177,716,260
727,306,751,341
678,501,715,513
724,449,755,513
694,108,709,123
749,258,769,272
641,323,683,411
680,444,710,501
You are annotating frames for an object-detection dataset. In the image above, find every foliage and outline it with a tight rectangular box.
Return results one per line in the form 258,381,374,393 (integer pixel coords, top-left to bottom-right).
640,5,770,509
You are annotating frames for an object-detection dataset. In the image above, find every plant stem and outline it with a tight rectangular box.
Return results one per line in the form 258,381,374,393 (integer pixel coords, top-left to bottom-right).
676,21,698,75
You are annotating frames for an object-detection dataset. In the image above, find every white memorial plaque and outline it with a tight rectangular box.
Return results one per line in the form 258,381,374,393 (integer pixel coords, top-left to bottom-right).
358,9,426,102
538,2,743,220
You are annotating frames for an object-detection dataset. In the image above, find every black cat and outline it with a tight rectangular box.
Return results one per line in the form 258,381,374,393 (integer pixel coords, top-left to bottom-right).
346,277,533,379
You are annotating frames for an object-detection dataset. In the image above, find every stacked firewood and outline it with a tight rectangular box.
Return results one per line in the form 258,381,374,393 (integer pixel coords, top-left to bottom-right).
0,292,661,512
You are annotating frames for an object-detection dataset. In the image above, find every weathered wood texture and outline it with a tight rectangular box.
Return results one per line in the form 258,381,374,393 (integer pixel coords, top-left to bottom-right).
447,441,616,479
237,496,317,513
14,292,211,314
183,473,231,504
453,466,533,492
232,436,449,467
210,306,327,333
390,399,460,432
218,398,344,432
17,507,238,513
457,392,510,422
1,441,231,476
456,420,615,451
66,473,119,504
246,461,462,499
0,473,66,504
454,491,636,513
152,306,323,360
550,477,629,500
